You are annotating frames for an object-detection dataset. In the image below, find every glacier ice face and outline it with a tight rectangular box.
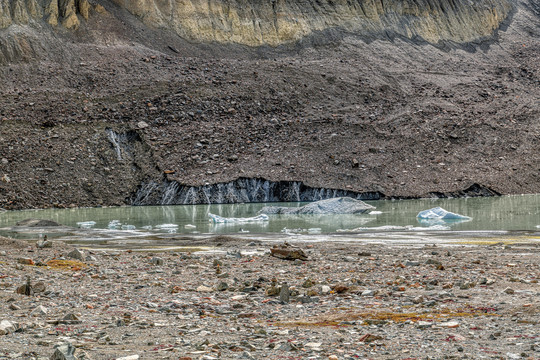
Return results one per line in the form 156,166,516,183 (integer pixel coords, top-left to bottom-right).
208,213,269,224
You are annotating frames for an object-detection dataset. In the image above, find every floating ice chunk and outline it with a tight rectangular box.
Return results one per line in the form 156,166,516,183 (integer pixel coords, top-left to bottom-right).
77,221,96,229
369,211,383,215
536,225,540,229
209,213,269,224
155,224,179,230
121,225,136,230
417,207,471,220
141,225,153,230
259,197,374,215
184,224,196,229
417,207,471,227
108,220,121,229
308,228,322,234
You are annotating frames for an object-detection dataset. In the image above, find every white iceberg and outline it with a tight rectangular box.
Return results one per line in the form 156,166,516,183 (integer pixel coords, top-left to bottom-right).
108,220,121,229
121,224,136,230
209,213,269,224
155,224,179,229
76,221,96,229
259,197,374,215
417,207,471,226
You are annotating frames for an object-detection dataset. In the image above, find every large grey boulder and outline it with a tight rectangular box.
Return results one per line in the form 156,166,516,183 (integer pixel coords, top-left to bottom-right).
258,197,375,215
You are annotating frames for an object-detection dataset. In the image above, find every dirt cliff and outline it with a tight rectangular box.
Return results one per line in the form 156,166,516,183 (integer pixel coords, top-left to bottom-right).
110,0,513,46
0,0,538,209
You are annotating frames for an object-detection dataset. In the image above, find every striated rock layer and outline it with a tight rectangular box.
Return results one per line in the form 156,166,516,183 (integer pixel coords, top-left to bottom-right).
0,0,513,46
111,0,513,46
0,0,95,29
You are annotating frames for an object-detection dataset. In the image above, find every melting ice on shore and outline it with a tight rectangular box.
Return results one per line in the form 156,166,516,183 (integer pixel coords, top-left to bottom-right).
209,213,269,224
76,221,96,229
417,207,471,226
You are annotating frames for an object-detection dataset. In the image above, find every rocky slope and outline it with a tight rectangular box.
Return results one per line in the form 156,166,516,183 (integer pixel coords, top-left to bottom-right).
0,0,538,209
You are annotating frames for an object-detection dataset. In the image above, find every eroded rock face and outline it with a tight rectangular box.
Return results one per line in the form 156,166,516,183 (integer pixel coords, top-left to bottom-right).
0,0,515,47
0,0,95,29
111,0,512,46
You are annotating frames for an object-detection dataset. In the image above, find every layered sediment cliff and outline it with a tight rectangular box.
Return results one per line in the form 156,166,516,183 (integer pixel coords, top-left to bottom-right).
0,0,101,29
0,0,513,47
110,0,513,46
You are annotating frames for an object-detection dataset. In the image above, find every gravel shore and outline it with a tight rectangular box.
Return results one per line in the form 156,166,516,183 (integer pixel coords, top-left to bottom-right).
0,236,539,359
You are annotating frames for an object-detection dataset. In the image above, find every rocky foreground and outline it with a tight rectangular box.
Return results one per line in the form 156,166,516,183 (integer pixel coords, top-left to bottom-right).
0,236,539,359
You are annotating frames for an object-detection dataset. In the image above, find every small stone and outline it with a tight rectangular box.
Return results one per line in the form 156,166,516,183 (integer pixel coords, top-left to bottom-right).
405,261,420,266
266,284,280,296
151,257,164,266
217,282,229,291
279,283,290,303
332,284,349,294
358,333,384,342
136,121,149,129
115,355,140,360
50,343,77,360
328,355,339,360
31,305,48,316
67,249,84,261
321,285,331,294
270,243,308,261
196,285,213,292
352,158,359,168
302,279,314,288
503,287,515,294
417,321,432,329
33,281,46,293
61,313,81,324
439,321,459,328
0,320,16,335
17,258,35,265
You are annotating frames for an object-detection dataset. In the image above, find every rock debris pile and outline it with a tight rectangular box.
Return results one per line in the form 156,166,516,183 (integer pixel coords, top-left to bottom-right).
0,236,539,359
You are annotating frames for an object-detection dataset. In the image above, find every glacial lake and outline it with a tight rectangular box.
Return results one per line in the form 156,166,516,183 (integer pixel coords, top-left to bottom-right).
1,194,539,248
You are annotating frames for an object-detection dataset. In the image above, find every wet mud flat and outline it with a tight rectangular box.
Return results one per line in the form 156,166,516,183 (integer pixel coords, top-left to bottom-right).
0,236,539,359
